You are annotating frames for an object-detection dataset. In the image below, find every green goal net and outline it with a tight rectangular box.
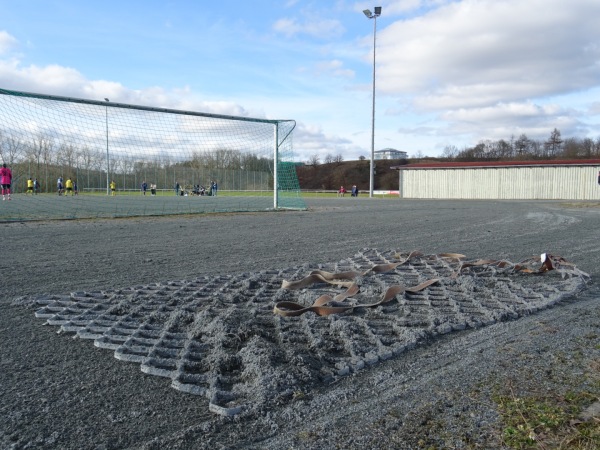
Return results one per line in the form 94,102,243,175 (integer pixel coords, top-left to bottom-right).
0,88,305,221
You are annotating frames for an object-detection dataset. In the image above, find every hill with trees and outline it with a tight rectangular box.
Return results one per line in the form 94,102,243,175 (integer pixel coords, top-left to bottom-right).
296,158,408,191
297,128,600,191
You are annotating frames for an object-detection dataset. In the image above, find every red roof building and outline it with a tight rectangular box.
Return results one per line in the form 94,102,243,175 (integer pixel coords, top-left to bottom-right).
390,159,600,200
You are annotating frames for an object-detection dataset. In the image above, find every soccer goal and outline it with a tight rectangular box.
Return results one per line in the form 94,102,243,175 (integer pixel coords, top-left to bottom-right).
0,88,305,221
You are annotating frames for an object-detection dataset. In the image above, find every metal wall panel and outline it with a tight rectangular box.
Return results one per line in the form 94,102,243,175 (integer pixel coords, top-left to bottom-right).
398,166,600,200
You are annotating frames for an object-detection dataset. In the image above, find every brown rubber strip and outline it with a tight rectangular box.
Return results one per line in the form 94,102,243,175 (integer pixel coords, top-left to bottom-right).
275,251,437,317
273,279,439,317
274,252,587,317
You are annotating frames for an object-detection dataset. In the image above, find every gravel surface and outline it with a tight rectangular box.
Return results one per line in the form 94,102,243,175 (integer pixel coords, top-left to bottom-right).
1,198,599,449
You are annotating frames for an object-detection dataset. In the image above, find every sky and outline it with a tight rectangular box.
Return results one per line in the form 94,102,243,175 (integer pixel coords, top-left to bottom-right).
1,0,600,162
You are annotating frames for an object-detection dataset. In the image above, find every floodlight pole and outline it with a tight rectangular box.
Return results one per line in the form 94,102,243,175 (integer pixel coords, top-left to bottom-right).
363,6,381,198
273,123,279,209
105,98,110,195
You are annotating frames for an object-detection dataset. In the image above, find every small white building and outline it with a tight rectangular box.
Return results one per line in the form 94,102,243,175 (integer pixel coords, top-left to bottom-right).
375,148,408,160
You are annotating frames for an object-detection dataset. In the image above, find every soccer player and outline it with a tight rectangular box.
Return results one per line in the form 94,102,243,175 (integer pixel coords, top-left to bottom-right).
65,178,74,196
26,178,34,195
110,180,116,196
0,163,12,201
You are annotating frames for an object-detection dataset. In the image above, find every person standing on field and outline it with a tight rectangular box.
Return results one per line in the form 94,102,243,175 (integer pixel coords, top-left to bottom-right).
141,181,148,195
175,182,180,196
34,178,40,194
0,163,12,201
110,180,116,196
26,178,34,195
65,177,74,196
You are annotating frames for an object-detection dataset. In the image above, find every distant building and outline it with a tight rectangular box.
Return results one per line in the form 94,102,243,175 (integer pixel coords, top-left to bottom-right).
374,148,408,160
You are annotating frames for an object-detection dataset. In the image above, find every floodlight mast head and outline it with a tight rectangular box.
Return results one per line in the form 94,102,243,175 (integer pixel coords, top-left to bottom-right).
364,7,382,19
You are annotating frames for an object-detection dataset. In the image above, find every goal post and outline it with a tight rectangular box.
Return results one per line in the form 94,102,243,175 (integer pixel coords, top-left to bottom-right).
0,88,305,220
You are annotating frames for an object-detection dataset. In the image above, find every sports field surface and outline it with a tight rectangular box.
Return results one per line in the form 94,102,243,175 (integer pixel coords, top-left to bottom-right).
1,198,599,449
0,191,283,222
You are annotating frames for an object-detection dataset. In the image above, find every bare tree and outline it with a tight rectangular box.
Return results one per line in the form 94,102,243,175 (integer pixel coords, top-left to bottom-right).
189,151,205,170
562,137,582,159
57,143,79,173
213,148,242,170
0,133,25,166
308,154,320,166
441,145,458,159
78,146,102,189
544,128,563,157
581,138,594,158
495,139,513,159
514,134,531,156
529,139,543,159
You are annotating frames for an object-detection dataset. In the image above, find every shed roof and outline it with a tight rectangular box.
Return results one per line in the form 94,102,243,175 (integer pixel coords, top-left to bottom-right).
391,159,600,170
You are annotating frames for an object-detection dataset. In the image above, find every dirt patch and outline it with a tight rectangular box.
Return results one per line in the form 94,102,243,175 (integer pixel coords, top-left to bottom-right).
1,199,599,449
16,249,588,419
559,201,600,208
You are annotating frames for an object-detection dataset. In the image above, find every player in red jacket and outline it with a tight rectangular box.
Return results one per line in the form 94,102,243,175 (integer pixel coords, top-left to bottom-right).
0,163,12,201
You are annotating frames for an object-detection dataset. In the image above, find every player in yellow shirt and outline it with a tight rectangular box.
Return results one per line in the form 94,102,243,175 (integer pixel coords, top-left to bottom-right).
65,178,74,196
110,180,116,196
26,178,34,195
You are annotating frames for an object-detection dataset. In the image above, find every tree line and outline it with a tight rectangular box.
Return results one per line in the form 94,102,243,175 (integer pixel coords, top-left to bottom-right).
0,131,274,192
440,129,600,162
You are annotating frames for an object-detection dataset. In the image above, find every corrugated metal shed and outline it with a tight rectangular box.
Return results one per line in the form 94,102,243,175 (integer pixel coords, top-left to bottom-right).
392,160,600,200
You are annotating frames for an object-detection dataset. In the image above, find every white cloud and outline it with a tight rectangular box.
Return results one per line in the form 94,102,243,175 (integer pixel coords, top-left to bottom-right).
273,17,345,39
0,30,18,54
376,0,600,112
442,102,561,123
0,56,255,118
589,102,600,116
0,53,355,162
314,59,355,78
433,100,582,142
353,0,600,151
292,121,362,161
